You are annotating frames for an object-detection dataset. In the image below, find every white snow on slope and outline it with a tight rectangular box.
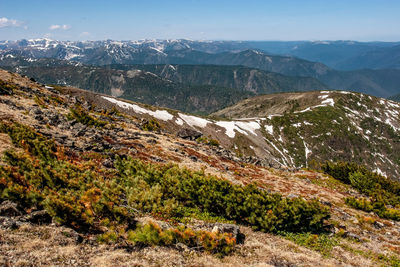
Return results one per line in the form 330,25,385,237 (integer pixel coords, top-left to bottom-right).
265,125,274,135
216,121,261,138
216,121,246,138
102,96,174,121
175,118,184,125
321,98,335,106
178,113,210,128
303,140,311,167
295,98,335,113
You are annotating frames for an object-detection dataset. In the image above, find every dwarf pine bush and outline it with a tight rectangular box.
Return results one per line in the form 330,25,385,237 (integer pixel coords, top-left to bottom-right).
321,161,400,221
116,157,330,233
0,122,131,231
67,104,107,128
128,221,236,256
0,121,330,234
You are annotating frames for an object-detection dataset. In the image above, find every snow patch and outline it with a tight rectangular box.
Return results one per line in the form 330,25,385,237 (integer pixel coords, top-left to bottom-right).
178,113,210,128
265,125,274,135
321,98,335,106
303,141,311,167
102,96,173,121
216,121,260,138
175,118,184,126
374,168,387,177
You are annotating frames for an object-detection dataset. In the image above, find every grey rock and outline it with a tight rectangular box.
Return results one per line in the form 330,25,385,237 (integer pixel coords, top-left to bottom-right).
320,200,332,207
344,232,361,241
102,159,114,168
177,128,202,140
287,194,298,199
373,221,385,229
211,223,245,244
25,210,52,224
0,201,22,217
175,242,190,252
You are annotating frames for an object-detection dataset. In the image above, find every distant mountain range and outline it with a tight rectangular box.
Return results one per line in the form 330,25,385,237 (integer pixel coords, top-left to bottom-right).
1,39,400,98
390,93,400,102
105,64,328,94
1,38,399,69
335,44,400,70
0,58,328,114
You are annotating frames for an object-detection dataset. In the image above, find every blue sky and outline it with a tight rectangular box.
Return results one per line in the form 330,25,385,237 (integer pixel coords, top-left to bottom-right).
1,0,399,41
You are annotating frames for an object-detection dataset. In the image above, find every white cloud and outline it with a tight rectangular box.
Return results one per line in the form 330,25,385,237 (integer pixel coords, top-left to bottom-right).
0,17,24,28
49,24,71,30
80,31,90,36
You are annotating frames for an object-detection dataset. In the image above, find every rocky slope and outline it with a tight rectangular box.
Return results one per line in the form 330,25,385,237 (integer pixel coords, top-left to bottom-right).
212,91,400,180
1,69,400,266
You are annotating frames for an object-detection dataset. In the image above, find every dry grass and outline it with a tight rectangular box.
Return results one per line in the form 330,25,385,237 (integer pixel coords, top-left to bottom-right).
1,69,400,266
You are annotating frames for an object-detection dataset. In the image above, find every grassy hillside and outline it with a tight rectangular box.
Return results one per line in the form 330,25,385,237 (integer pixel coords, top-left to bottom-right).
212,91,400,179
2,69,400,266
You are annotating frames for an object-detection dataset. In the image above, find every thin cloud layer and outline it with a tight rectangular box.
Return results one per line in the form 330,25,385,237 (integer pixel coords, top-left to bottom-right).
49,24,71,30
0,17,23,28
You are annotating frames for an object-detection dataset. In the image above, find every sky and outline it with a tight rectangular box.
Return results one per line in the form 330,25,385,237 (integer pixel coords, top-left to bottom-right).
1,0,400,41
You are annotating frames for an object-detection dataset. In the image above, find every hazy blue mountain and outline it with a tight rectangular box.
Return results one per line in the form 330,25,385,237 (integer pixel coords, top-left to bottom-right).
389,93,400,102
335,44,400,70
2,39,400,98
2,39,400,69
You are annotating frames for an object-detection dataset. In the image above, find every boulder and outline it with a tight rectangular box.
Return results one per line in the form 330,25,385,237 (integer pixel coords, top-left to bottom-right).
373,221,385,229
177,128,202,140
0,201,22,217
25,210,52,224
211,223,245,244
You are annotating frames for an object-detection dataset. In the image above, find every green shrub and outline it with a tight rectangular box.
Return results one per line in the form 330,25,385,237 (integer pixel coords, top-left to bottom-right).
141,119,160,131
321,161,400,221
0,121,330,235
67,104,107,128
0,80,15,95
97,230,119,243
0,122,131,231
127,221,236,256
116,157,330,233
346,197,400,221
196,136,220,147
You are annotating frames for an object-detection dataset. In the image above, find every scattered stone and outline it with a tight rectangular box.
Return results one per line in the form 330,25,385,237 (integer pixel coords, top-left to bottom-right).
0,201,22,217
102,158,114,168
373,221,385,229
177,128,202,140
320,200,332,207
25,210,52,224
175,242,190,252
211,223,245,244
343,232,361,241
190,155,198,162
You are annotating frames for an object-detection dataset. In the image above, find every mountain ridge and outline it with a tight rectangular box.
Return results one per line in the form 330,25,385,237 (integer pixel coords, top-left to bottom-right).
2,40,400,98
